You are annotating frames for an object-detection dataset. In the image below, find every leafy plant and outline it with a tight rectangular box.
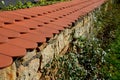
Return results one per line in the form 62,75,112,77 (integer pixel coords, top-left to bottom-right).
42,53,87,80
42,36,107,80
0,0,70,11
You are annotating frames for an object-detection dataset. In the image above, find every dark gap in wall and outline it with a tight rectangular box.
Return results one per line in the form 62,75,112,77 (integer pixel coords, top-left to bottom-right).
26,49,34,52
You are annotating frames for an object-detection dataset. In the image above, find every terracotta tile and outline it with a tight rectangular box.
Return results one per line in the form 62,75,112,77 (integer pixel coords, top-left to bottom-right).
8,11,31,19
45,10,78,22
38,5,60,13
45,12,63,19
0,11,23,20
7,38,37,49
0,11,24,21
15,20,38,29
55,19,73,26
66,13,81,21
32,16,56,24
0,54,13,68
37,26,59,34
29,29,53,38
0,17,14,24
44,24,64,31
51,21,70,28
29,17,65,30
14,6,51,17
0,28,20,38
3,24,29,33
0,21,4,27
14,9,38,18
0,35,8,44
20,33,46,43
0,43,26,57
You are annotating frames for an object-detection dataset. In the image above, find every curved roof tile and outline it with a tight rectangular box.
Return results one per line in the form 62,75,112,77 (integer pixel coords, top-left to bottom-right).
0,0,106,68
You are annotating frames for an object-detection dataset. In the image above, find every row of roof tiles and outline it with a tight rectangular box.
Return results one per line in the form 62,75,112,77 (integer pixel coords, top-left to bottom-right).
0,0,106,68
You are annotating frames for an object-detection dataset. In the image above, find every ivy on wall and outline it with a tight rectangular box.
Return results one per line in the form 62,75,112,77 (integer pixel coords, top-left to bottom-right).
41,36,107,80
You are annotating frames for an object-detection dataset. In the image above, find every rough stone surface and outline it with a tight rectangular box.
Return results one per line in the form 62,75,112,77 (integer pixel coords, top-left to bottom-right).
41,44,55,69
0,62,16,80
57,33,65,53
22,50,37,64
17,65,29,80
60,44,70,55
73,21,85,38
17,59,40,80
63,29,72,45
28,58,40,80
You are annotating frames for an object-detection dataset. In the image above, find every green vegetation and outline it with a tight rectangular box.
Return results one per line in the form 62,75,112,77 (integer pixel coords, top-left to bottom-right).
42,1,120,80
94,2,120,79
0,0,70,10
42,36,106,80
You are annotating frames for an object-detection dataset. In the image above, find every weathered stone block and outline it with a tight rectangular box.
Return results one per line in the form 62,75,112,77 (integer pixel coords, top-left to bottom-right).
17,59,40,80
22,50,37,64
0,62,16,80
41,44,55,69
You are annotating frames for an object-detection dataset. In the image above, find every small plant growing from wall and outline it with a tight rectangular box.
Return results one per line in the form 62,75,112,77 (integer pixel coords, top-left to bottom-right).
41,36,107,80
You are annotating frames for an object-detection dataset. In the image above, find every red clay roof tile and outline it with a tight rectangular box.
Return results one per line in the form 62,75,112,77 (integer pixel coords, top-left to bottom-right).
44,24,65,31
0,28,20,38
0,35,8,44
20,33,46,43
0,12,24,22
0,43,26,57
0,0,106,68
7,38,37,49
0,54,13,68
3,24,29,33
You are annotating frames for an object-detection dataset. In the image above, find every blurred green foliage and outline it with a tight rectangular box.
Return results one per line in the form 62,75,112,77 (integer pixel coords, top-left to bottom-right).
0,0,70,10
94,1,120,79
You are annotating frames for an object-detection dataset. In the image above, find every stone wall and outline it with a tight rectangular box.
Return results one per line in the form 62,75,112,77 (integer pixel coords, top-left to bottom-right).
0,4,106,80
